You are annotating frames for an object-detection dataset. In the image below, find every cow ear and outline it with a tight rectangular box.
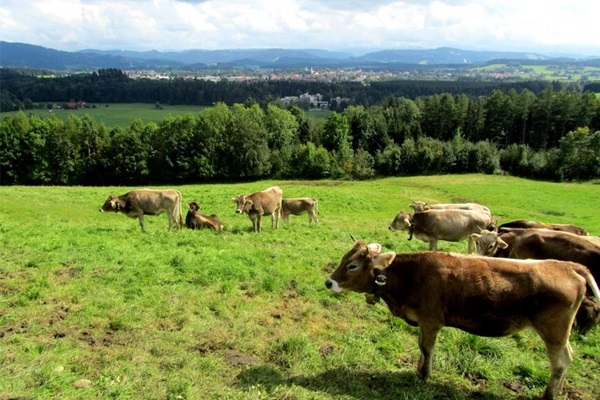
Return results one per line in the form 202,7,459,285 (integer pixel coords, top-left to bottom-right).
471,233,481,241
497,238,509,249
231,197,238,203
372,252,396,268
423,205,430,211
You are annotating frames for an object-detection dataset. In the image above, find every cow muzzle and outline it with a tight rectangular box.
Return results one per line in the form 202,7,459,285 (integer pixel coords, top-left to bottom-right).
235,209,243,214
325,278,341,293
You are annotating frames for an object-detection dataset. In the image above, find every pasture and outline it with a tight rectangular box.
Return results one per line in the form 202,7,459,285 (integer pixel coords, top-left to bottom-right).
0,104,333,129
1,174,599,399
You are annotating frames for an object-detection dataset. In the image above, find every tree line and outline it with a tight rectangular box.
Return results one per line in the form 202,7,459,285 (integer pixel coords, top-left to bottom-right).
1,83,599,185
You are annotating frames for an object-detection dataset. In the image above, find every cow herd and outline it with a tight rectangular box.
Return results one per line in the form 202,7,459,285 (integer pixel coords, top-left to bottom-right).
100,189,599,399
328,200,600,400
99,186,318,233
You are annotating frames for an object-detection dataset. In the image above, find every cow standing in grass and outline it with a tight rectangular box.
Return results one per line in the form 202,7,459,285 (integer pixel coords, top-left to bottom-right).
325,239,600,400
99,189,183,232
232,186,283,232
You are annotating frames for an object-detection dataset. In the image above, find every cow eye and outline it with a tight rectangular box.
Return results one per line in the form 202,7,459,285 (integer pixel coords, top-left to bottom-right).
347,263,359,271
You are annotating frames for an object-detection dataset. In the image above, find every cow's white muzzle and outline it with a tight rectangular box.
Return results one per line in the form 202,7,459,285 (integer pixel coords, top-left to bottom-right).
325,278,341,293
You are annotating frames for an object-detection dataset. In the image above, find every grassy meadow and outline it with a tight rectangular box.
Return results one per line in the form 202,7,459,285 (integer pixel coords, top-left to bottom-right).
0,104,333,129
1,174,600,399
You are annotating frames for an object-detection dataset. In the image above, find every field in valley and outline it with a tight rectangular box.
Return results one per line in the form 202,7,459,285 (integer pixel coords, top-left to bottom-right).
1,174,599,399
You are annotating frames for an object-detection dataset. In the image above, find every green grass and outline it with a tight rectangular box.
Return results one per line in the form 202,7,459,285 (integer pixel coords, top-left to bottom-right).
1,175,600,399
0,103,208,128
1,104,333,129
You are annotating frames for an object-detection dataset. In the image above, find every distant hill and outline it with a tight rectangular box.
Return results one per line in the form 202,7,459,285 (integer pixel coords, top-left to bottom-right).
0,41,597,71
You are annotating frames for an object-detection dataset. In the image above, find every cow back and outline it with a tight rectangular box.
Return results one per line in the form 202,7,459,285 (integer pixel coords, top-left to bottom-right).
411,209,491,241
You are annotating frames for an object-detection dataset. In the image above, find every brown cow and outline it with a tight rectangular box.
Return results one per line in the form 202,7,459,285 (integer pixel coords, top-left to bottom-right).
499,219,588,236
389,209,493,253
99,189,183,232
409,200,492,218
232,186,283,232
325,239,600,400
281,198,319,225
185,201,223,231
472,228,600,334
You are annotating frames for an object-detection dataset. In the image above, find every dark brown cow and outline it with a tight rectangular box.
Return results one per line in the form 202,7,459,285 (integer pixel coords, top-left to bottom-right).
499,219,588,236
185,201,223,231
282,198,319,225
389,209,493,253
99,189,183,232
232,186,283,232
472,229,600,334
325,240,600,400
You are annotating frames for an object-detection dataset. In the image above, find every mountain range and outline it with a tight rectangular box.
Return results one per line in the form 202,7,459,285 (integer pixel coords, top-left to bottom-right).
1,41,598,71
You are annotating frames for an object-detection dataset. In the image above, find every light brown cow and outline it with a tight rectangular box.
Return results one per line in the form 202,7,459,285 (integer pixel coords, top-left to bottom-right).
409,200,492,218
282,198,319,225
99,189,183,232
232,186,283,232
472,228,600,334
325,239,600,400
389,209,493,253
499,219,588,236
185,201,223,231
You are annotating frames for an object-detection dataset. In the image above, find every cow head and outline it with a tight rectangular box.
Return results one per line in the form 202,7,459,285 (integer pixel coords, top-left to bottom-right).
409,201,428,213
188,201,201,212
232,195,254,214
99,195,120,212
471,230,508,256
325,240,396,294
388,210,411,232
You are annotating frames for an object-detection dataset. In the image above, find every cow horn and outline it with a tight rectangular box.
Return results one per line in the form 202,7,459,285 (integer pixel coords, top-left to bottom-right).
349,234,357,242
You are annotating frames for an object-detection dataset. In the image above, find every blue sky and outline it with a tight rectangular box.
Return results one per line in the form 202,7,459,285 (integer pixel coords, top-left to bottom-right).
1,0,598,56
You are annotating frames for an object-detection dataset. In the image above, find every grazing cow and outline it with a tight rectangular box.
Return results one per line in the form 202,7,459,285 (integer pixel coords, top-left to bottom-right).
389,209,492,253
325,239,600,400
409,200,491,218
99,189,183,232
281,198,319,225
499,219,588,236
472,228,600,334
185,201,223,231
232,186,283,232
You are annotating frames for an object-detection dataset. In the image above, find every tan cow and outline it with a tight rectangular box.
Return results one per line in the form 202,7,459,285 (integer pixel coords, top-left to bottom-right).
498,219,588,236
99,189,183,232
185,201,223,231
282,198,319,225
232,186,283,232
409,200,492,218
389,209,493,253
472,228,600,334
325,239,600,400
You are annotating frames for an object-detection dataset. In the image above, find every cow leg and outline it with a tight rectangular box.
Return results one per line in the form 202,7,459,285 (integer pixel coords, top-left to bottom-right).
428,240,438,251
311,211,318,224
256,214,262,232
417,325,440,380
137,215,147,232
535,319,575,399
249,213,259,232
167,213,174,232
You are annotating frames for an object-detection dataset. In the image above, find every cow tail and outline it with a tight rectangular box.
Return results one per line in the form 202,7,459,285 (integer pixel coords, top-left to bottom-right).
575,264,600,303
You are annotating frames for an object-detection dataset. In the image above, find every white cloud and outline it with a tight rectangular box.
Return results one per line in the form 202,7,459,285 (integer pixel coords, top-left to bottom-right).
0,0,598,56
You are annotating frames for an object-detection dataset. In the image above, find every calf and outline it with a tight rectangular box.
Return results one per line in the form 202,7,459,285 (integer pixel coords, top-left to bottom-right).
389,209,492,253
185,201,223,231
325,240,600,399
99,189,183,232
281,198,319,225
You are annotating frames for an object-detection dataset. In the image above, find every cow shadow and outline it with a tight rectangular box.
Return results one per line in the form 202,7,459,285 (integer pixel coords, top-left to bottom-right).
236,365,526,400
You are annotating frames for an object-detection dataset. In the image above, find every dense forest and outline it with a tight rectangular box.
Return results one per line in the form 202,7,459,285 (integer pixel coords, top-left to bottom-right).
1,68,600,185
